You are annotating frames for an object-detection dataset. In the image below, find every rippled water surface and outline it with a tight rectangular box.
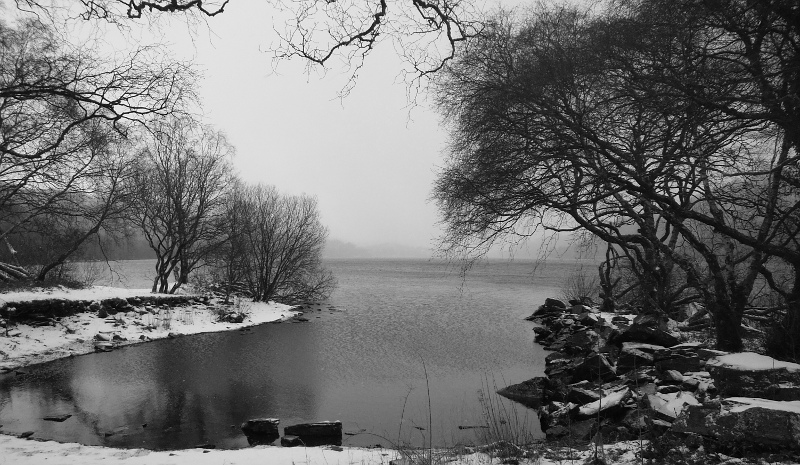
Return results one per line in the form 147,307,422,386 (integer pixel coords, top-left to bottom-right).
0,259,579,449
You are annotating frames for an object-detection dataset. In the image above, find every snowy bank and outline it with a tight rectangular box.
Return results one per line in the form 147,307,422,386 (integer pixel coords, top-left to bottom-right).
0,286,296,372
0,433,654,465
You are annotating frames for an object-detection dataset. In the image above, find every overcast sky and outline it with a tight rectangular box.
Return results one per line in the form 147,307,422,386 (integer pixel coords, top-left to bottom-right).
134,2,454,254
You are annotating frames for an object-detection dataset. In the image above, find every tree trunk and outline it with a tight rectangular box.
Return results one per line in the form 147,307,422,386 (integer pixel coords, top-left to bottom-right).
766,299,800,363
709,301,744,352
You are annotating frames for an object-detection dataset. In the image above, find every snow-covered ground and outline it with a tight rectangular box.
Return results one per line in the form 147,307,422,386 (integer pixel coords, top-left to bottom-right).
0,432,651,465
0,286,296,372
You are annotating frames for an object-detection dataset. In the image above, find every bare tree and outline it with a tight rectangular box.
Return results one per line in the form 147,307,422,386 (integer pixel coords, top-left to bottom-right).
0,18,194,280
432,6,770,351
227,183,335,304
132,117,233,293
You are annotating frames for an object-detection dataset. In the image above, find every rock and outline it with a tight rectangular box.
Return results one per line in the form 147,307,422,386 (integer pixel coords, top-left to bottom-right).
241,418,280,435
497,377,546,408
42,414,71,422
672,397,800,450
653,344,704,374
19,431,34,439
656,385,682,394
616,343,661,374
566,386,602,405
532,326,552,341
571,353,616,383
574,387,632,420
660,370,684,384
567,419,599,441
545,298,566,309
611,316,631,326
613,324,680,347
284,421,343,438
646,391,700,422
706,352,800,401
94,333,111,341
564,328,600,352
241,418,280,445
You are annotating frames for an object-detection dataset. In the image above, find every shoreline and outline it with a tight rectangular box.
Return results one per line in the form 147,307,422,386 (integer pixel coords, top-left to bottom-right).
0,287,693,464
0,286,299,373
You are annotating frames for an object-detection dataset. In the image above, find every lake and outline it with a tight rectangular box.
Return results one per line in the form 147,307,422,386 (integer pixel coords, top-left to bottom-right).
0,258,580,450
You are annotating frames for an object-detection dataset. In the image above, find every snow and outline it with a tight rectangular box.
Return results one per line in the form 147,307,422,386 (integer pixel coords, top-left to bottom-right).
0,434,656,465
0,288,296,372
0,286,158,303
725,397,800,414
647,391,700,419
706,352,800,372
578,387,630,417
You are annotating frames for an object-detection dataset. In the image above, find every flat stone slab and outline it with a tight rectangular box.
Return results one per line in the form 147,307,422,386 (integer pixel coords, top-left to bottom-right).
673,397,800,449
707,352,800,400
284,421,342,438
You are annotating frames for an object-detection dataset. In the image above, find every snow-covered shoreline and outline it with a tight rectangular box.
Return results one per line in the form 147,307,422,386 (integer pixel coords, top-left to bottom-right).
0,286,298,373
0,287,655,465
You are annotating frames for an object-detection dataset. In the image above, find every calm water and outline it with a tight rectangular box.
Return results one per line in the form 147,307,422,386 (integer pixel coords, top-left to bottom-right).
0,259,578,450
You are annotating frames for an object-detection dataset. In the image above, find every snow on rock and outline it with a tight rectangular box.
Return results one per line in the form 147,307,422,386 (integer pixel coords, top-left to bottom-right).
725,397,800,414
707,352,800,400
646,391,700,421
707,352,800,372
672,396,800,450
576,386,631,418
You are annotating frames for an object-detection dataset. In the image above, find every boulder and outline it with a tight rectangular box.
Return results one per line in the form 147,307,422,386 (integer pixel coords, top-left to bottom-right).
571,353,616,383
241,418,280,444
706,352,800,401
545,298,567,309
284,421,342,438
672,397,800,450
613,324,680,348
497,377,546,408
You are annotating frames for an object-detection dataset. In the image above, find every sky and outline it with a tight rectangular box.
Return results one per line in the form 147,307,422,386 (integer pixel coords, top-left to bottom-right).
8,0,570,258
148,2,455,254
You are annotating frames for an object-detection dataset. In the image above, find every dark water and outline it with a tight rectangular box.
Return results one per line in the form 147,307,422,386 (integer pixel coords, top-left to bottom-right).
0,259,577,450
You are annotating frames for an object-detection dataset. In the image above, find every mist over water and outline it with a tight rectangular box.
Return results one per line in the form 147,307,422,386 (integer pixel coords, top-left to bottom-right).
0,259,581,449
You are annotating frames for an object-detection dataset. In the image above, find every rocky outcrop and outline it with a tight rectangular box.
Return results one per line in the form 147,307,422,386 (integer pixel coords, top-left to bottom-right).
513,297,800,453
